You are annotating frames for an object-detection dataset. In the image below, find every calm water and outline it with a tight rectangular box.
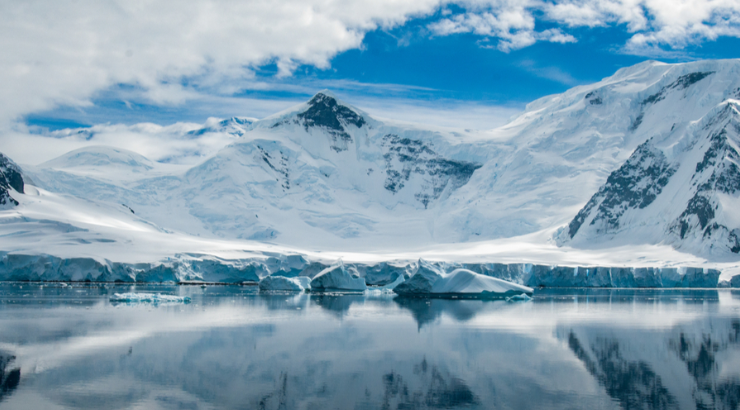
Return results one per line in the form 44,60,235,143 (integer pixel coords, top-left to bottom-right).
1,283,740,410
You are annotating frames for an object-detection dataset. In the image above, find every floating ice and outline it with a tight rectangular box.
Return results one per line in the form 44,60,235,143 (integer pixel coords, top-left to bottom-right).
365,276,405,295
393,260,444,295
259,276,308,292
381,275,405,290
506,293,533,302
109,293,191,304
395,266,534,298
432,269,534,298
310,264,367,292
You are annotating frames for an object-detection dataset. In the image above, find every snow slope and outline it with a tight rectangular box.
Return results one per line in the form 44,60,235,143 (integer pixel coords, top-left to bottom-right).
562,98,740,258
2,60,740,283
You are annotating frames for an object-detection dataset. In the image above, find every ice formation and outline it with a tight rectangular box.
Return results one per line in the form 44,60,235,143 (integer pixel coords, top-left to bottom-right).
259,275,308,292
109,293,191,304
393,260,444,295
430,269,534,298
506,293,533,302
310,264,367,292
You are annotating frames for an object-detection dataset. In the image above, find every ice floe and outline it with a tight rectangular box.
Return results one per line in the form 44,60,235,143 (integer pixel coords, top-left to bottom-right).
109,293,191,304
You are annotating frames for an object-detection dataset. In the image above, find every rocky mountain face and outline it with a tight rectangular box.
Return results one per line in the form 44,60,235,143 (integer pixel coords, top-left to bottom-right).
0,153,23,208
564,96,740,256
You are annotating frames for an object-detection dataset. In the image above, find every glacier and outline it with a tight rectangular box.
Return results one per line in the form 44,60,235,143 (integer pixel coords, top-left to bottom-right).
1,60,740,285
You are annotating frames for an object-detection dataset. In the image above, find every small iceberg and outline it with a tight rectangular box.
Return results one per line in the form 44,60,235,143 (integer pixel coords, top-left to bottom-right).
259,275,310,292
432,269,534,298
310,264,367,292
109,293,191,304
505,293,533,302
395,267,534,299
365,275,406,295
393,260,444,295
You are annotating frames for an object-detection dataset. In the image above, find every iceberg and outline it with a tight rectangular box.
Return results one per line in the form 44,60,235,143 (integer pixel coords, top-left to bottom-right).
506,293,533,302
258,275,309,292
431,269,534,298
394,264,534,298
310,264,367,292
109,293,191,304
356,262,411,286
365,275,406,295
393,260,444,295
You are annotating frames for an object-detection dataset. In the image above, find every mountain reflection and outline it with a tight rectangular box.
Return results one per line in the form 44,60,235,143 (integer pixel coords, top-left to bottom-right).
0,352,20,403
381,358,478,409
3,284,740,410
567,332,677,409
564,317,740,410
670,320,740,409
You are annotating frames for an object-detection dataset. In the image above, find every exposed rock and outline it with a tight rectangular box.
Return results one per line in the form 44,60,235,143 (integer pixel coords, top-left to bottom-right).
568,140,676,237
382,134,481,208
296,92,366,152
0,153,23,208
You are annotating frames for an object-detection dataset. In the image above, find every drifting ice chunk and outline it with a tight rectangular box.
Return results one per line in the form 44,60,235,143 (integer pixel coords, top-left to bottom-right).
259,275,308,292
506,293,533,302
109,293,191,304
393,260,444,295
365,275,406,295
431,269,534,298
381,275,405,290
310,264,367,292
357,262,411,286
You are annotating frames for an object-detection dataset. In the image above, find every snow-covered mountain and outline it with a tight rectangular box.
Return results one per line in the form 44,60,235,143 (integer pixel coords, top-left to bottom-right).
562,99,740,257
2,59,740,280
0,153,23,209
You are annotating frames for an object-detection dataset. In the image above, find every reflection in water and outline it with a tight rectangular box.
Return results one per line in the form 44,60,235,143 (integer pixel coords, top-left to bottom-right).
669,320,740,409
567,333,677,409
310,294,364,317
0,353,20,403
380,359,478,409
393,298,488,329
1,284,740,409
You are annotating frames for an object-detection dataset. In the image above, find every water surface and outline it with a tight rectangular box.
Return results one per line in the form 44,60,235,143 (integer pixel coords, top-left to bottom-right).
1,283,739,409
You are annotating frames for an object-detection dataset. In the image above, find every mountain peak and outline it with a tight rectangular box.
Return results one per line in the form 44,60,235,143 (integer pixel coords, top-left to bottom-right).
0,152,23,208
290,91,366,152
300,91,365,129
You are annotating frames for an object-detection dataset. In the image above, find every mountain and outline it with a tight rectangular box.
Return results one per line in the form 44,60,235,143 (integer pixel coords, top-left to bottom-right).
0,154,23,209
561,86,740,258
187,116,256,137
2,60,740,281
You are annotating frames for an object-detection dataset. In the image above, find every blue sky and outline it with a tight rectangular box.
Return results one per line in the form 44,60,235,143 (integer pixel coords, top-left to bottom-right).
9,1,740,131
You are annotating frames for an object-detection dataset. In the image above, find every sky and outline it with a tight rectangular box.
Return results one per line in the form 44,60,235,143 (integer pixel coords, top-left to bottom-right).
4,0,740,138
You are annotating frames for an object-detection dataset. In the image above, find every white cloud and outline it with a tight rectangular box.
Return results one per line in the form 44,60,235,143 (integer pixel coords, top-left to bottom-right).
4,98,521,167
0,0,443,126
430,0,740,53
356,98,523,130
1,0,740,136
517,60,582,86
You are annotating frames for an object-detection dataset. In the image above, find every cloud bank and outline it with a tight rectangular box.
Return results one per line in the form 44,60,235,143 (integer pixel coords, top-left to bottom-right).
1,0,739,129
